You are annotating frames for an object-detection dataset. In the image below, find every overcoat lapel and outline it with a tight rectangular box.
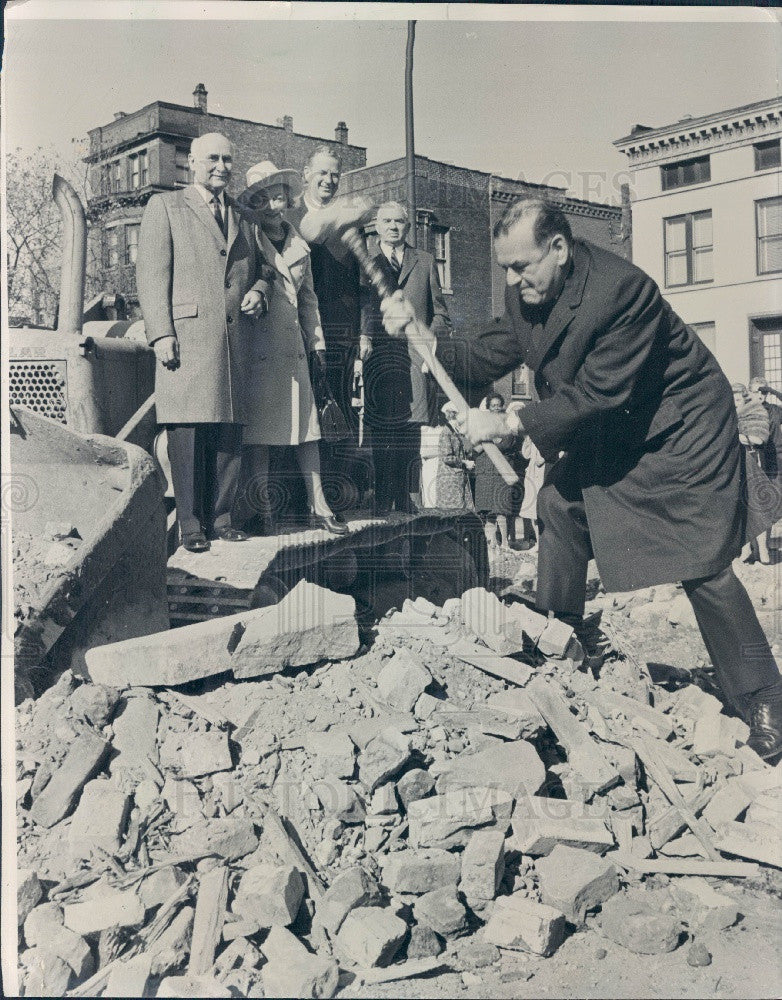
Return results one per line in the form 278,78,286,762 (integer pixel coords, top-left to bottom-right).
398,245,417,286
525,242,590,371
183,185,227,249
225,196,240,256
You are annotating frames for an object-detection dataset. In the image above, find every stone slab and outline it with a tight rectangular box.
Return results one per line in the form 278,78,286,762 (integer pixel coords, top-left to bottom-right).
484,895,567,957
29,730,110,828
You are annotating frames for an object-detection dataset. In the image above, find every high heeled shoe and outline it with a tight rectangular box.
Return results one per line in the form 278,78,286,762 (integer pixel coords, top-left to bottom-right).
309,512,349,536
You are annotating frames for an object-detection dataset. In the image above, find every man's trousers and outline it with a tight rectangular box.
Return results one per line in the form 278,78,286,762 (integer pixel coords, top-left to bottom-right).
371,423,423,513
165,423,242,538
535,463,780,707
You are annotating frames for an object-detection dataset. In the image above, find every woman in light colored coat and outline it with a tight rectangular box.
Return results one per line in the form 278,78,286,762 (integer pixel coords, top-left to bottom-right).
236,161,347,535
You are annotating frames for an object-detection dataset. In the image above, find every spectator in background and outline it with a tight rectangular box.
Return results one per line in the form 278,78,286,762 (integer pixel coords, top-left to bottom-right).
473,393,520,549
435,404,475,510
732,383,771,564
361,200,452,514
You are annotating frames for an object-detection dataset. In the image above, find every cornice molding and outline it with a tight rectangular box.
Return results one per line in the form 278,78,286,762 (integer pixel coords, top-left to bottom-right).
617,111,782,165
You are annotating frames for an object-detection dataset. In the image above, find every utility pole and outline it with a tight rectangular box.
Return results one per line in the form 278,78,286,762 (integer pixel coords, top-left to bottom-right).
405,20,417,247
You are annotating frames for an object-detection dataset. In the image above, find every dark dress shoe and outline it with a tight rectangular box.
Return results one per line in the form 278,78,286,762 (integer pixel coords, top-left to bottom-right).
182,531,210,553
746,685,782,759
211,527,249,542
309,513,349,536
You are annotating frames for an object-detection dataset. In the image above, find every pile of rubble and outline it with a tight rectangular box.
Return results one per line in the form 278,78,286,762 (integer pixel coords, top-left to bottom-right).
15,579,782,997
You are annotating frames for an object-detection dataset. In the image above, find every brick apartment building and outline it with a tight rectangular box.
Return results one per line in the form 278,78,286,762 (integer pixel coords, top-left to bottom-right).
85,84,366,313
340,156,630,402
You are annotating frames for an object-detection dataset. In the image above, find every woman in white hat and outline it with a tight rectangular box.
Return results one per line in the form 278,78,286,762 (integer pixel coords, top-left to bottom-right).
236,160,347,535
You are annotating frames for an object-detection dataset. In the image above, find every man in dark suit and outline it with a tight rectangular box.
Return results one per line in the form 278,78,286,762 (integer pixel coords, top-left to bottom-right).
362,200,452,513
137,133,271,552
382,197,782,758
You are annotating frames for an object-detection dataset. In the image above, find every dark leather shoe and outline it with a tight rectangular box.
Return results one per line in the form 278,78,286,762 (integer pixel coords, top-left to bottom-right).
182,531,210,553
211,527,249,542
747,685,782,759
309,513,349,536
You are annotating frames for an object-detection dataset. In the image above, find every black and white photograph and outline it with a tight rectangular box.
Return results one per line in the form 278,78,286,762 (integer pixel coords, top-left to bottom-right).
2,3,781,997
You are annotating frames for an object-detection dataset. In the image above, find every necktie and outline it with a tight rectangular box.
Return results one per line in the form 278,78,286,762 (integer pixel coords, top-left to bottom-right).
388,249,402,276
211,196,227,239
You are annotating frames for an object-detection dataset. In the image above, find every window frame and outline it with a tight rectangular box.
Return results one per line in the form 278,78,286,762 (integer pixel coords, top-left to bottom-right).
106,228,120,269
125,224,140,266
111,160,122,193
432,225,452,294
756,196,782,276
663,209,714,288
175,148,191,187
660,155,711,192
754,139,781,172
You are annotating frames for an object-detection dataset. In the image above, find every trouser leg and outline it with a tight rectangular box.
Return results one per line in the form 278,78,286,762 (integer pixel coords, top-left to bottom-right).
398,423,422,509
683,566,781,706
535,460,592,617
210,423,243,533
235,444,270,530
165,424,201,537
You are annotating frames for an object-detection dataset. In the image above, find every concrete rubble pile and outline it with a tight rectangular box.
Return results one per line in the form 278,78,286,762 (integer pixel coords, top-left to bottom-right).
15,579,782,997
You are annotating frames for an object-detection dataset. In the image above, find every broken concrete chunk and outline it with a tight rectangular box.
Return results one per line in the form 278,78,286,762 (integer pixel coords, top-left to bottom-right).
437,740,545,800
460,830,505,903
537,615,579,659
511,796,614,856
396,768,435,809
169,816,258,861
110,694,160,783
314,779,366,824
408,787,514,850
232,581,360,679
68,682,120,728
137,866,188,911
163,776,203,824
483,895,567,957
104,954,152,998
318,866,381,935
713,820,782,869
599,891,683,954
36,923,94,979
159,729,232,779
358,736,412,793
461,588,521,655
157,975,232,998
29,730,110,828
148,905,194,977
23,903,64,946
406,923,444,959
486,690,546,736
381,849,461,895
377,649,432,712
68,779,130,860
414,693,441,720
262,926,339,999
304,730,356,780
413,887,468,938
336,906,408,968
234,863,305,927
535,845,619,925
369,783,399,816
17,869,43,926
24,951,73,997
63,887,145,935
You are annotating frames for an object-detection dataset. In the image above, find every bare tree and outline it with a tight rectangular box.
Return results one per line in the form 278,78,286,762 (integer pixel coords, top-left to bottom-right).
6,142,103,327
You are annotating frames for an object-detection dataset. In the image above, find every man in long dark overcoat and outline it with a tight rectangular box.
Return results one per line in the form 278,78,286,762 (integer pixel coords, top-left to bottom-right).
382,197,782,759
137,133,271,551
361,200,453,513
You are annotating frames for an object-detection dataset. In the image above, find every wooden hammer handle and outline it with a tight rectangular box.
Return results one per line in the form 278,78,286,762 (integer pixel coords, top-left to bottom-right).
341,227,519,487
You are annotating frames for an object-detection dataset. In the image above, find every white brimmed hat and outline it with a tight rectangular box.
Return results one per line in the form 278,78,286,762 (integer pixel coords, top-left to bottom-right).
242,160,303,201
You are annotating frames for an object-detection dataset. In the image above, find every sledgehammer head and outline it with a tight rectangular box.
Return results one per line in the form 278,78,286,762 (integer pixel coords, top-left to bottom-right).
298,196,376,244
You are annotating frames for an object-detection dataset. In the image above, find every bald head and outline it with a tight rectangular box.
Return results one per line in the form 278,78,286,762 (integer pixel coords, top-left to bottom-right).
189,133,233,193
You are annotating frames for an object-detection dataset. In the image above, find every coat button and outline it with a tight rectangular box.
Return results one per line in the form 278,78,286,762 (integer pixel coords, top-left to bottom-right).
225,280,231,289
220,249,227,257
227,316,233,324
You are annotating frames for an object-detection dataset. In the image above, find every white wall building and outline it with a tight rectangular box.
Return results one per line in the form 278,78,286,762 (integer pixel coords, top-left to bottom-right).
615,97,782,387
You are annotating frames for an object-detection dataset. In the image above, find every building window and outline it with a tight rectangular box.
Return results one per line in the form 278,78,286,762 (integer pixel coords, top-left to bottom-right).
511,364,532,399
111,161,122,193
130,151,147,190
690,321,716,354
100,164,110,196
664,210,713,287
175,148,191,186
125,224,140,265
754,139,781,172
433,227,451,292
660,155,711,192
107,229,119,269
756,197,782,275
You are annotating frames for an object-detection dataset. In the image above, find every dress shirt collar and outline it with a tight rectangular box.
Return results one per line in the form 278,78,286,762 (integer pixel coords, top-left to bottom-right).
193,183,226,209
380,242,405,265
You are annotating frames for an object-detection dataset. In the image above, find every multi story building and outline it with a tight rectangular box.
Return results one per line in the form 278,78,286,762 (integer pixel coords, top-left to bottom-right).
84,84,366,313
615,97,782,386
340,155,629,402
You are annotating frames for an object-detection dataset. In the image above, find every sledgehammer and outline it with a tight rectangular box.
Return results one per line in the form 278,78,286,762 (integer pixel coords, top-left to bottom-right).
299,199,519,486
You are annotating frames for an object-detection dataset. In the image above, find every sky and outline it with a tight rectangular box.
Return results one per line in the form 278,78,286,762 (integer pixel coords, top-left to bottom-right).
3,4,780,205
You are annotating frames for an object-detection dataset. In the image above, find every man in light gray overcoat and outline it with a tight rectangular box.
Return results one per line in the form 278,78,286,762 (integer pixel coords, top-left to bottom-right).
137,133,272,551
